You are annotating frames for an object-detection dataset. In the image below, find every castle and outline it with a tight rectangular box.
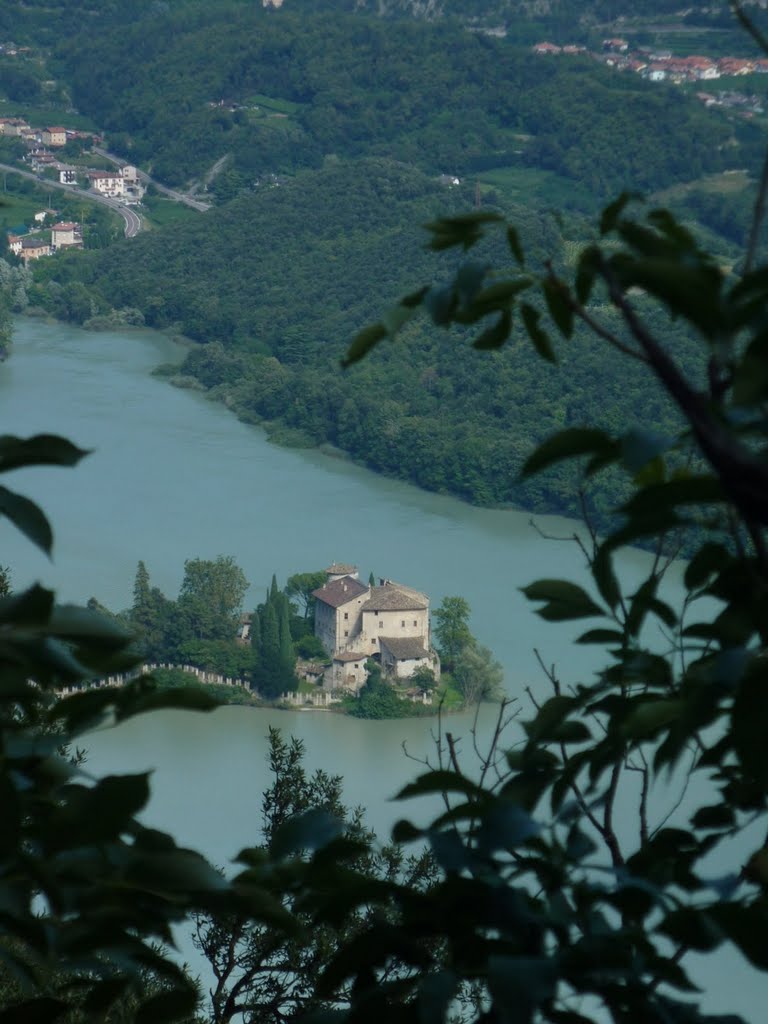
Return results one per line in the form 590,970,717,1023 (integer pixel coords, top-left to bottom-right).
312,563,440,692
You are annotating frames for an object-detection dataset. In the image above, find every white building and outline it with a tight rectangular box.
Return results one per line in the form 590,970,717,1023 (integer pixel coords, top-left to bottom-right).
88,171,126,197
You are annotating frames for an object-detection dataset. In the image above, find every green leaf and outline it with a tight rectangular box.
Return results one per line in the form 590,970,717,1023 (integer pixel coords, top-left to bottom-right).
396,769,485,801
620,476,725,517
592,546,621,611
647,207,698,249
0,998,68,1024
0,584,54,626
521,428,617,478
115,683,220,719
418,970,458,1024
521,579,604,621
477,801,540,851
543,278,574,338
135,987,198,1024
626,575,661,638
473,310,511,350
455,261,488,307
0,486,53,555
0,434,89,472
548,721,591,744
576,628,625,645
425,284,456,325
621,428,671,475
271,808,343,858
507,224,525,266
691,804,735,830
621,700,683,740
48,773,151,849
382,303,416,337
709,903,768,969
524,695,576,741
391,819,423,843
600,191,640,235
684,542,731,590
575,245,601,305
48,604,132,648
424,211,502,251
81,979,131,1016
660,909,723,952
428,830,469,872
342,322,387,367
521,302,556,362
732,673,768,785
467,278,531,318
487,956,555,1024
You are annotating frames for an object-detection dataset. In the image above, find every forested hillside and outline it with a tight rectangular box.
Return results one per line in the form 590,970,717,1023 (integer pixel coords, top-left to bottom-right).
29,159,702,516
4,0,760,518
51,4,757,192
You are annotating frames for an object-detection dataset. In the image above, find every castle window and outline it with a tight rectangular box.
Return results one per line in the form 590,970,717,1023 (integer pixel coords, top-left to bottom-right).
344,630,349,637
344,612,348,620
401,620,405,628
413,620,417,626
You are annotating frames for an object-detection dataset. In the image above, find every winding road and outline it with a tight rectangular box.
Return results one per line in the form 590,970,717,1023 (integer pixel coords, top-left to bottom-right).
93,147,212,212
0,162,144,237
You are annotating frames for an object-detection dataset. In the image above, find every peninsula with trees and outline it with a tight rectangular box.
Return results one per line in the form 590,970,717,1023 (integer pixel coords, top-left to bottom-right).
114,557,500,716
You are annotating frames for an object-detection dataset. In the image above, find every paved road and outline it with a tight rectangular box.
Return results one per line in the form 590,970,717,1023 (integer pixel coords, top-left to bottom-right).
0,162,143,237
93,147,212,212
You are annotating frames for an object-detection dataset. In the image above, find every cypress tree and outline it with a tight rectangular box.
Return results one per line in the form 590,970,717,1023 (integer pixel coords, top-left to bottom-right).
250,609,262,691
278,596,298,693
259,600,282,699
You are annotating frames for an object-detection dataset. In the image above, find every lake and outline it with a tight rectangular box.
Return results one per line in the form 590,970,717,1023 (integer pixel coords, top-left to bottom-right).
0,316,757,1017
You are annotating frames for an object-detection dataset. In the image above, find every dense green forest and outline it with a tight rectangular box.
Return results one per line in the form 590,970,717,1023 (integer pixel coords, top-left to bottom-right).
25,158,712,517
2,0,762,519
50,3,758,191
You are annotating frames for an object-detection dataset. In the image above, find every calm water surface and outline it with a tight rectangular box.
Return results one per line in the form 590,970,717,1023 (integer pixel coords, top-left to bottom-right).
0,317,758,1017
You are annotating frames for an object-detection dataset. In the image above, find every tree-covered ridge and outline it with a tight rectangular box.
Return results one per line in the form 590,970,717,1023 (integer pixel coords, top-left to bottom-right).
26,158,708,515
49,2,753,193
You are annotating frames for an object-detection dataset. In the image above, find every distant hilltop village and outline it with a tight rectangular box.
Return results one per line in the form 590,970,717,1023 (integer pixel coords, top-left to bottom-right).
311,563,440,692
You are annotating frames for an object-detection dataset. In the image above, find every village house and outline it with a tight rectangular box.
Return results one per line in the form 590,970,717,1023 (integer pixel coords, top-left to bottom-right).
41,127,66,147
0,118,29,137
312,563,440,692
27,149,55,171
6,235,22,256
51,222,82,251
19,236,50,262
88,171,126,198
59,167,78,185
87,166,144,203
